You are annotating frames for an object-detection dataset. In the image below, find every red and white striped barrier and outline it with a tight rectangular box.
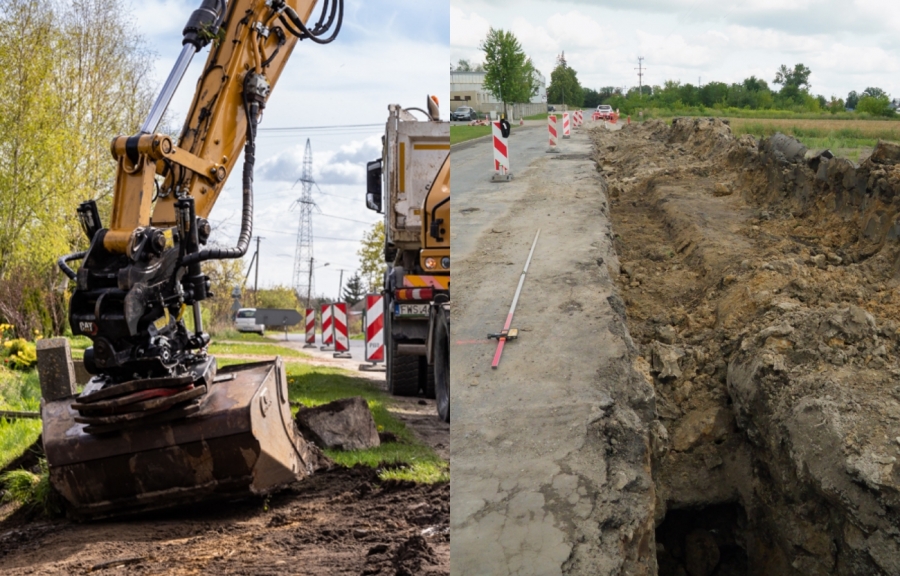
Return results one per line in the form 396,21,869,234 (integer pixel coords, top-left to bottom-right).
577,110,583,127
547,114,559,153
332,302,351,358
320,303,334,350
364,294,384,363
491,120,512,182
304,308,316,348
562,112,571,138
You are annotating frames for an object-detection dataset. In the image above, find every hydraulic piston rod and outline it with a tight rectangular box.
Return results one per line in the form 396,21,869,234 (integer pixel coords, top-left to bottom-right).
141,43,197,134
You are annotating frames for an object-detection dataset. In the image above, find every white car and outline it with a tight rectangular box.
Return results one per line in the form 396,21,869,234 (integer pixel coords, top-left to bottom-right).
234,308,264,334
595,104,614,119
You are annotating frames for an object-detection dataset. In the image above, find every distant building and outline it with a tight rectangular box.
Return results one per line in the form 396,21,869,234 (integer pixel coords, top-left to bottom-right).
450,70,546,115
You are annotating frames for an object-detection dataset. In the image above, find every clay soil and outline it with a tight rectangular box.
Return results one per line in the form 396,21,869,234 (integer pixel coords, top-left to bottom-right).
0,463,448,576
0,381,448,576
592,118,900,575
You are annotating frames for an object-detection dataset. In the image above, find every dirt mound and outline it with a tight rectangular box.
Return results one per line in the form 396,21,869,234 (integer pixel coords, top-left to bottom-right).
0,465,449,575
592,118,900,575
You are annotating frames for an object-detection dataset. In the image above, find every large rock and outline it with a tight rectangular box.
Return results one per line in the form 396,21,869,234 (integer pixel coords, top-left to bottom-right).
295,396,381,451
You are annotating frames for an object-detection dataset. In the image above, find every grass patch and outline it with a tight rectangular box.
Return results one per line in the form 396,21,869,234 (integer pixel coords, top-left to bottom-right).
450,123,524,145
524,112,548,120
210,329,272,342
451,124,491,144
208,342,309,358
0,369,42,470
218,358,447,483
1,460,61,517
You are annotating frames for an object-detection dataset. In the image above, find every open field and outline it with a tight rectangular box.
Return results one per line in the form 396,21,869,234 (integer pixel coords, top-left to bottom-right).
728,117,900,162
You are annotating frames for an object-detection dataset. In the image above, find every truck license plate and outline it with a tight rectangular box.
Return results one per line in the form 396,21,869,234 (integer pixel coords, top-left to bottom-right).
396,303,429,317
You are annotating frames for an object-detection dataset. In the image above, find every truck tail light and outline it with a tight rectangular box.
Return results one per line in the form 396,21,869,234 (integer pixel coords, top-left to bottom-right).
395,288,433,301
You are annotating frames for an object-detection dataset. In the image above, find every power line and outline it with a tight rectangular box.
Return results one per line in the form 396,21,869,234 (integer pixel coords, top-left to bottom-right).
259,123,382,132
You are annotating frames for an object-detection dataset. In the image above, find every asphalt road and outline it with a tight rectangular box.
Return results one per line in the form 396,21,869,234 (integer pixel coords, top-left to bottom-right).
451,125,545,259
450,121,655,575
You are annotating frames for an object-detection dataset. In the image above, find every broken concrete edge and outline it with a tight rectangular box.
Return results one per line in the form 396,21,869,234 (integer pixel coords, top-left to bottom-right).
561,176,660,575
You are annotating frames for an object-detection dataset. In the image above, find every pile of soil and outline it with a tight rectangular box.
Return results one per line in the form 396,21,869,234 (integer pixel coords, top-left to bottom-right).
0,465,448,575
592,118,900,575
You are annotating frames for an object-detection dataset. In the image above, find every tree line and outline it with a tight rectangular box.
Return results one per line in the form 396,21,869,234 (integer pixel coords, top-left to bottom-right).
556,60,895,118
0,0,156,338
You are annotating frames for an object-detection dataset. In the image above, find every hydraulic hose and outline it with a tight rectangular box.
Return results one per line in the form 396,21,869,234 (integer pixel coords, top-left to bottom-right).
180,100,258,265
279,0,343,44
58,251,88,280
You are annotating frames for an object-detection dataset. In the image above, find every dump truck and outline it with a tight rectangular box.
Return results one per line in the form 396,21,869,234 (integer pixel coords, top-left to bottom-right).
45,0,343,518
365,99,450,422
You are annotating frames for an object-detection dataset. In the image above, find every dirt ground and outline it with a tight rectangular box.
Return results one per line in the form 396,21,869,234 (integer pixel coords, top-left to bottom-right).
592,118,900,575
0,359,448,576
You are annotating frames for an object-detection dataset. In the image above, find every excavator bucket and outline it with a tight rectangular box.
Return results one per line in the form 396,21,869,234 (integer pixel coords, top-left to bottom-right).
41,358,319,519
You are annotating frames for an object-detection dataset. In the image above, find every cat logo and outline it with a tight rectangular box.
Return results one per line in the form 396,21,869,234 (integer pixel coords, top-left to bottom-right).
79,321,98,336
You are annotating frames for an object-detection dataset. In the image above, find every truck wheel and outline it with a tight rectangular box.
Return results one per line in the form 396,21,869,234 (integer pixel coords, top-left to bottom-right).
434,312,449,422
422,359,435,399
387,341,419,396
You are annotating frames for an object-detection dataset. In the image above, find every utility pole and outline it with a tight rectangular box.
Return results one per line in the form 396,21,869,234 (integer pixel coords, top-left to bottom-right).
336,269,349,302
635,57,645,99
253,236,263,306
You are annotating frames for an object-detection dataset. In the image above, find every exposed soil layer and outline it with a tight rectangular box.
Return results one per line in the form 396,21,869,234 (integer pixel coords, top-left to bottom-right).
0,465,448,575
591,118,900,575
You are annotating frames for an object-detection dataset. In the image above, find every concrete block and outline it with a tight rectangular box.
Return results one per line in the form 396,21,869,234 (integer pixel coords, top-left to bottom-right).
36,338,76,401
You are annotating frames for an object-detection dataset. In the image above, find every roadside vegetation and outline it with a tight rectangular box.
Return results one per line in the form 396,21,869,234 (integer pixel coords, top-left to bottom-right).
451,123,522,145
218,358,448,484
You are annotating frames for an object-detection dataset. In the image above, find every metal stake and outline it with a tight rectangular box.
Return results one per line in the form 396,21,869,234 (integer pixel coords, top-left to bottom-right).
491,229,540,369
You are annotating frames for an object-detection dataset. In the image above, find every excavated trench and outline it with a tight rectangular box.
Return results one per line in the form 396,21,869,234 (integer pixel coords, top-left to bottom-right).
592,118,900,576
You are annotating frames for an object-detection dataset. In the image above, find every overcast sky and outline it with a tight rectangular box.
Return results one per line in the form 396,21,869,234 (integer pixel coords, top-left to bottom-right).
132,0,448,299
451,0,900,101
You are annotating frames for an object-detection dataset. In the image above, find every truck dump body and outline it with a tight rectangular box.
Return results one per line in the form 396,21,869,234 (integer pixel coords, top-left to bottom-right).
385,106,450,251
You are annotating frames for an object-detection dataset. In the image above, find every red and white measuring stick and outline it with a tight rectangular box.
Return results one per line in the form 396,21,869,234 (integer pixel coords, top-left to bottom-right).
491,229,541,369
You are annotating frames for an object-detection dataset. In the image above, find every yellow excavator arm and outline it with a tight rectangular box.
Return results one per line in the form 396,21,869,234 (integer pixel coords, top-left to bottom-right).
103,0,330,254
62,0,343,385
43,0,345,519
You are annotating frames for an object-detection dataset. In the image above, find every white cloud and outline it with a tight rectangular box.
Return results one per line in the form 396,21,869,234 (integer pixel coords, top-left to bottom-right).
258,136,382,185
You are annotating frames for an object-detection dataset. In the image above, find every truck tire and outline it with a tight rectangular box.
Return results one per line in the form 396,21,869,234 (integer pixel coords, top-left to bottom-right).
385,301,419,396
387,343,419,396
422,359,435,399
434,311,449,422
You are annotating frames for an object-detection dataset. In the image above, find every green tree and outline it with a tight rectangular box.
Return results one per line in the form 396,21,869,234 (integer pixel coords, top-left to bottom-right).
204,258,243,329
857,94,894,117
342,273,365,305
846,90,859,110
773,63,811,104
827,96,845,114
480,27,533,118
547,52,583,107
256,285,300,310
863,87,887,99
455,59,472,72
582,88,601,108
358,221,386,293
0,0,154,335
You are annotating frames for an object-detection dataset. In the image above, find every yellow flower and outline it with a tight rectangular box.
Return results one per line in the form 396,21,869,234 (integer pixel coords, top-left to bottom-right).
3,341,12,348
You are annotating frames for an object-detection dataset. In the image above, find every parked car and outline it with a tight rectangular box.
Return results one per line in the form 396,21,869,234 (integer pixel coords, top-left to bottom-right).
547,105,555,112
595,104,614,120
235,308,265,334
451,106,478,121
